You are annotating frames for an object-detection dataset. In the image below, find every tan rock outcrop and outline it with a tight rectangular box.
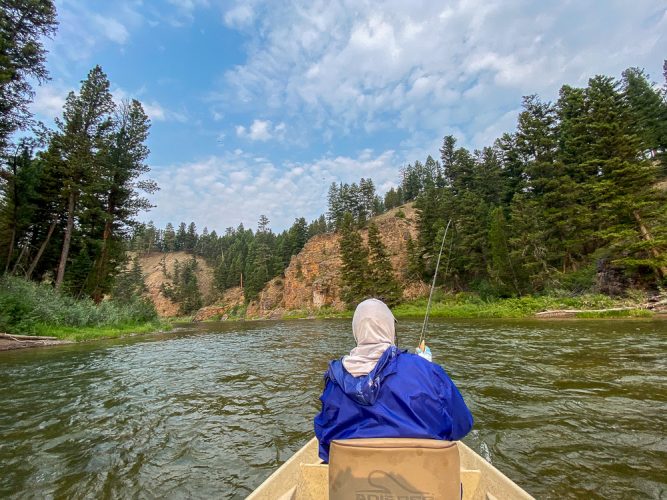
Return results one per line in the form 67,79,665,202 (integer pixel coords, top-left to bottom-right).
245,204,423,319
132,251,215,317
192,287,244,321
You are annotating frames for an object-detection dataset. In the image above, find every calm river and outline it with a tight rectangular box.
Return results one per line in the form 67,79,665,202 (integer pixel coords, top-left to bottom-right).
0,319,665,499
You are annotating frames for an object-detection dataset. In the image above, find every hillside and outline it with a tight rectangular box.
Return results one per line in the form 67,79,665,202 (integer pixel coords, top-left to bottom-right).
134,204,428,320
133,251,215,317
194,204,428,320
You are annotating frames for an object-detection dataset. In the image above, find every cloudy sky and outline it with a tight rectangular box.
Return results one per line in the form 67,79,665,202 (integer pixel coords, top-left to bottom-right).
32,0,666,232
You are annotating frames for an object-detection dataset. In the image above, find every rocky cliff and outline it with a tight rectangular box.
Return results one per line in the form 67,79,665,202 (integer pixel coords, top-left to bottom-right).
133,251,215,317
243,204,427,319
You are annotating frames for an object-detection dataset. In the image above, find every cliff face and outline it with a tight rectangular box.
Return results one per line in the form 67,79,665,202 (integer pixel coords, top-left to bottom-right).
133,251,215,317
192,287,244,321
246,232,344,318
245,204,427,318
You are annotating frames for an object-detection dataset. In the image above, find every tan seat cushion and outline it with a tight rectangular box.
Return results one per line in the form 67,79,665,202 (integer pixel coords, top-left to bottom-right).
329,438,461,500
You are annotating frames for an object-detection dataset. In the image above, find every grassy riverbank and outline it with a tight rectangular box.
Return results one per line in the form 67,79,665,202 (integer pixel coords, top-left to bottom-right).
0,276,168,342
392,292,653,319
25,321,169,342
265,291,654,320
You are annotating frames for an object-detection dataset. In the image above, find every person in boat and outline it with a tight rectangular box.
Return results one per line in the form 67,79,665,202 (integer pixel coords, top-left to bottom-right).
314,298,473,463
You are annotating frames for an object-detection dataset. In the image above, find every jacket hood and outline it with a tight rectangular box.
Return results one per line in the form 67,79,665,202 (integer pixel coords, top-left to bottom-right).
327,346,402,405
342,298,396,377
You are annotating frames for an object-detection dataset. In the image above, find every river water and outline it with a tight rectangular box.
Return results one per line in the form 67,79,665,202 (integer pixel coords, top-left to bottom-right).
0,319,665,499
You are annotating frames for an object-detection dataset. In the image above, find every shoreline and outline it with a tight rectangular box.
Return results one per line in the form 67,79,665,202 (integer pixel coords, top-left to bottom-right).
0,337,73,351
4,296,663,352
197,303,656,323
0,321,171,352
195,295,663,322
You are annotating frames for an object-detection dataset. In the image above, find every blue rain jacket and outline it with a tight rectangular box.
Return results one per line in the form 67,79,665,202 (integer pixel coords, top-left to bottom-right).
314,346,473,462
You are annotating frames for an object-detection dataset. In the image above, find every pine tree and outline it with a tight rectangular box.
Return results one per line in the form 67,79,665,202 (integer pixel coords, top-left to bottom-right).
257,214,270,233
307,214,327,238
112,256,147,303
48,65,115,289
401,163,421,201
289,217,308,255
0,0,57,154
244,239,269,301
439,135,457,187
338,212,370,306
326,182,342,229
213,254,228,293
186,222,197,251
359,178,376,221
475,147,505,206
384,187,402,210
0,139,40,274
367,223,402,306
143,221,158,253
161,257,202,314
494,133,525,204
88,98,155,301
487,207,519,295
507,194,551,290
621,67,667,162
163,223,176,251
584,75,666,278
175,222,187,250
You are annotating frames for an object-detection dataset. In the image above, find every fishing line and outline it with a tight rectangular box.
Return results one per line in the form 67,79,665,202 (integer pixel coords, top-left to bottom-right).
418,219,452,348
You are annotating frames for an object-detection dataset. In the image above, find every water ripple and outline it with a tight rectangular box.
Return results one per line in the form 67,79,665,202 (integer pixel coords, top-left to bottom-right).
0,318,665,499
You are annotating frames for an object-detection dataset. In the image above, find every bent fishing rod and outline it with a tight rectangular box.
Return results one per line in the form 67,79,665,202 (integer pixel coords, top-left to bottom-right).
417,219,452,354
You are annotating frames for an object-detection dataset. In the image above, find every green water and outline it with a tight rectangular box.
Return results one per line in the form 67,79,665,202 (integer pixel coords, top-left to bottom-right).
0,319,665,499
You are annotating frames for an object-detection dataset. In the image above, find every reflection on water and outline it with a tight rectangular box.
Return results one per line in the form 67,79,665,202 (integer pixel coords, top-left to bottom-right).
0,319,665,499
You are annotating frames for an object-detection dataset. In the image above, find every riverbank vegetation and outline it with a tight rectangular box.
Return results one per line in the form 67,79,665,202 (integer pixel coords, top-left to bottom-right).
403,67,667,298
246,292,652,321
0,2,164,339
391,292,653,320
0,275,163,340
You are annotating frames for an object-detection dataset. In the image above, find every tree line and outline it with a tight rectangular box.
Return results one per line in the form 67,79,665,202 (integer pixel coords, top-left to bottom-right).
327,178,384,228
405,66,666,296
128,214,329,301
0,2,159,303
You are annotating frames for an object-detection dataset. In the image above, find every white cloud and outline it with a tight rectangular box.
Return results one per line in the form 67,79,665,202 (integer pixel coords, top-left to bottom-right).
44,1,140,73
159,0,209,26
236,119,286,141
31,83,69,119
218,0,667,150
145,148,399,232
143,101,187,123
224,4,254,28
92,14,129,44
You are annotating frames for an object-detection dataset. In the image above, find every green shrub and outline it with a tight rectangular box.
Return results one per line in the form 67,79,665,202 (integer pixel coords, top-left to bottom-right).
549,264,597,294
0,275,157,335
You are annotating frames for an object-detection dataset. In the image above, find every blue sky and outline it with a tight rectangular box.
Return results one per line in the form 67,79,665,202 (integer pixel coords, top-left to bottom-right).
31,0,667,232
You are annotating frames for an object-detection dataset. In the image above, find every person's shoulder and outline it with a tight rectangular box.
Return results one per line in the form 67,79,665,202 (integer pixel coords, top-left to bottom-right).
396,350,439,373
324,357,347,383
396,351,452,380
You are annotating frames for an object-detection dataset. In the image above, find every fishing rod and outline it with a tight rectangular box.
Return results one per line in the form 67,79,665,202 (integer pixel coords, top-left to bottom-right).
417,219,452,357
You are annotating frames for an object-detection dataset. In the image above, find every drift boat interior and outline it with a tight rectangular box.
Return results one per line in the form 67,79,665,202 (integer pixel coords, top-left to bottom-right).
247,437,534,500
